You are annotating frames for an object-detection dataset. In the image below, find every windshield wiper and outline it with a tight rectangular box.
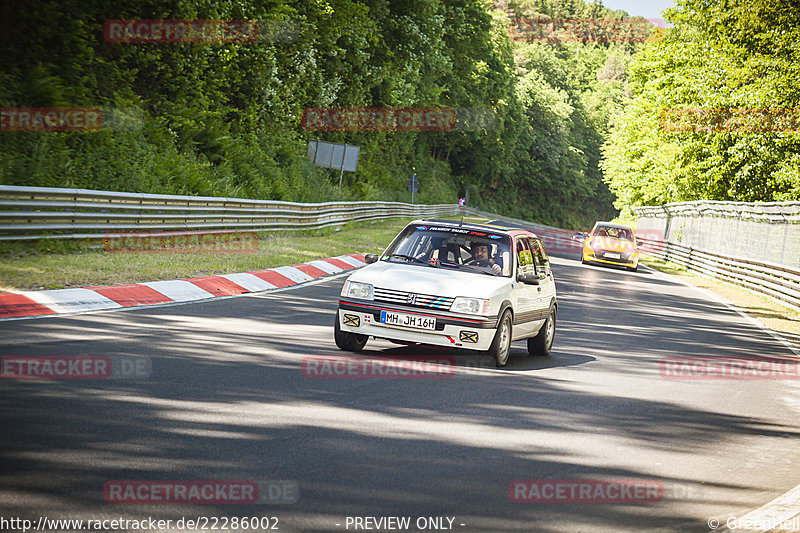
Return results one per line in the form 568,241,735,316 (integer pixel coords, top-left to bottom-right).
388,253,429,265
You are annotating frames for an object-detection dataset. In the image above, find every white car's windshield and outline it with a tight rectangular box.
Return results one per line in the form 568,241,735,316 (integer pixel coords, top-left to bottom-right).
383,224,512,277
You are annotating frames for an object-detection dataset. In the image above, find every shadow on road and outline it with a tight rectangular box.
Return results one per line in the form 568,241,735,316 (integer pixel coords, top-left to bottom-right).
1,246,798,532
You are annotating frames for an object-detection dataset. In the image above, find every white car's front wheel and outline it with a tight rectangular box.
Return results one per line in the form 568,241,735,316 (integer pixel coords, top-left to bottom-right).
334,311,368,352
488,310,512,367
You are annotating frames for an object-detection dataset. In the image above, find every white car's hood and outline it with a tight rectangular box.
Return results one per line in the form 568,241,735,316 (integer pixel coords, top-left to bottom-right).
347,261,509,299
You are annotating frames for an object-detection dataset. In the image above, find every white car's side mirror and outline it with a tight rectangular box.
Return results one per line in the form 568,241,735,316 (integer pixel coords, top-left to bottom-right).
517,273,540,285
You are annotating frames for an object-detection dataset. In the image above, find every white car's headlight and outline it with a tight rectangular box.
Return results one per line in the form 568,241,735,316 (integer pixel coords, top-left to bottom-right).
452,297,489,315
342,281,374,300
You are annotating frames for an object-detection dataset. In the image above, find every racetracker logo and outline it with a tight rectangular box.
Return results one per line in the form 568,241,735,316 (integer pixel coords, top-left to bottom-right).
535,229,582,254
103,230,258,254
1,107,144,132
660,107,800,133
634,229,666,253
302,355,455,379
2,108,101,132
104,20,296,43
510,479,703,503
300,108,494,132
660,356,800,380
566,228,665,254
1,355,151,379
103,480,298,504
510,479,663,503
509,18,665,44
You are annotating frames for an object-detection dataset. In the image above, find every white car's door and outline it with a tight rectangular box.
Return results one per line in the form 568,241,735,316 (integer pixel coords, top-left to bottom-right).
511,236,540,340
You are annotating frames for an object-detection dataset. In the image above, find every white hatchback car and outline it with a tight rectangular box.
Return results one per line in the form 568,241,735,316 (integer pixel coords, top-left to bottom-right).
334,219,557,366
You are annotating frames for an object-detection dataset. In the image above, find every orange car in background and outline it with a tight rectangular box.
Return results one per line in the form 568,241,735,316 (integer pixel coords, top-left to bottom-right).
581,222,639,272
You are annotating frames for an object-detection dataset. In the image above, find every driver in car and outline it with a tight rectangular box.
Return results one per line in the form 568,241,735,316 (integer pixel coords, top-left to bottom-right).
468,243,502,274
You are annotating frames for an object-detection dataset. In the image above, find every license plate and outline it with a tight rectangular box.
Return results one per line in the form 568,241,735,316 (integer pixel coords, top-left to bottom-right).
380,311,436,330
604,252,621,259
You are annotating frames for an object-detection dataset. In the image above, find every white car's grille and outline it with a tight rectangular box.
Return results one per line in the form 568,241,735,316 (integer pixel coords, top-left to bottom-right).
373,288,454,311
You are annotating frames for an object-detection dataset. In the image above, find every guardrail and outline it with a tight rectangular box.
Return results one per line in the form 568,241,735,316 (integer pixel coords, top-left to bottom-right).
635,200,800,223
5,183,795,312
0,185,465,241
634,200,800,269
638,238,800,311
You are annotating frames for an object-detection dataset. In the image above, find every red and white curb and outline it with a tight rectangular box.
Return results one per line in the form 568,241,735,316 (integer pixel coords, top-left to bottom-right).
0,254,366,320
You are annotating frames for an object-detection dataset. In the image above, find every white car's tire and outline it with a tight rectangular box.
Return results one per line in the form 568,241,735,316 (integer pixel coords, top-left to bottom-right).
334,312,368,352
488,310,513,367
528,306,556,357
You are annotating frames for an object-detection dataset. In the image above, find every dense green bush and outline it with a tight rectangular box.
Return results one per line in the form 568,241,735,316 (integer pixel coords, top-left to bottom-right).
602,0,800,216
1,0,635,228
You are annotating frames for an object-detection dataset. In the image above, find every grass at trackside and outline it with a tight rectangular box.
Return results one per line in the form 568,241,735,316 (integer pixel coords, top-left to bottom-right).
0,215,494,291
640,255,800,348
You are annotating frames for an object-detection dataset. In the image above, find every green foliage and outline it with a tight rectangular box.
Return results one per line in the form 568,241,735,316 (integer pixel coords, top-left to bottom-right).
602,0,800,213
1,0,624,229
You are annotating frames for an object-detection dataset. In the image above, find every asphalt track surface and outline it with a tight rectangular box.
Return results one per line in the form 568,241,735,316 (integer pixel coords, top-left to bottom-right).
2,241,800,532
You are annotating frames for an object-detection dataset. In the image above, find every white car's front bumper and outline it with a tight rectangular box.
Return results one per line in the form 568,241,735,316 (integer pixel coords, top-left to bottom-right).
337,303,498,351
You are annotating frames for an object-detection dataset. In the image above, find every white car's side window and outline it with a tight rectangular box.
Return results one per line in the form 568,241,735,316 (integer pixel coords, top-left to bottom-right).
516,237,535,276
530,238,547,277
536,239,551,277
